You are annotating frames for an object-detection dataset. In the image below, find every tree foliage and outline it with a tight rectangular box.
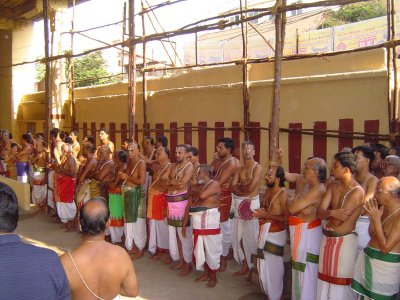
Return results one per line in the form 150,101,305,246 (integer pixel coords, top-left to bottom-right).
318,0,386,29
65,51,117,87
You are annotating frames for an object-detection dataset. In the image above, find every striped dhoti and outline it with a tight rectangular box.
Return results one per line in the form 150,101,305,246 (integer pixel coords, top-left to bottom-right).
257,221,286,300
108,186,124,243
289,216,322,300
317,226,358,300
190,207,222,272
351,247,400,300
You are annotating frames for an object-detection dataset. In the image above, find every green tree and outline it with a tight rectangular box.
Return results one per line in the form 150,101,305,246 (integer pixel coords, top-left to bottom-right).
65,51,117,87
318,0,386,29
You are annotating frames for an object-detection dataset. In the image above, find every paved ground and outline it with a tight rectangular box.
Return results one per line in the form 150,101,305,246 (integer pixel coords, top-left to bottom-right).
16,207,270,300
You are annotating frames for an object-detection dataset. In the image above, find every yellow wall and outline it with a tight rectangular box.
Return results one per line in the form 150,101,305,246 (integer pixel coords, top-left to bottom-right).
0,177,31,211
17,48,391,173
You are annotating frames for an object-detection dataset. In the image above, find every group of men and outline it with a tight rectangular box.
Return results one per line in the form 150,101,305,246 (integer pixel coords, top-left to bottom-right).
1,126,400,298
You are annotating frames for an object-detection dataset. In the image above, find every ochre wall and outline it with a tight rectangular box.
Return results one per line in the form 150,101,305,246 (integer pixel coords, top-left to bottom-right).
17,49,390,173
0,30,12,131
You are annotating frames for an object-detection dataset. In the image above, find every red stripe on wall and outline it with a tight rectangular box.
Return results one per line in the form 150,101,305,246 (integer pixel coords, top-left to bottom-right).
215,122,225,149
120,123,128,145
100,123,105,130
198,121,207,164
364,120,379,144
109,122,116,145
184,122,192,146
91,122,97,146
289,123,302,189
155,123,164,138
313,121,327,161
143,123,150,137
249,122,261,162
83,122,88,139
170,122,178,163
338,119,354,151
231,122,240,159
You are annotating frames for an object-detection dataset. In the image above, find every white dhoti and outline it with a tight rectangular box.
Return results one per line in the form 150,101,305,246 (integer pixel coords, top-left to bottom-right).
220,220,231,256
124,219,147,251
351,247,400,300
122,185,147,251
355,216,371,255
317,227,358,300
31,168,47,206
47,170,55,209
56,202,77,223
232,194,260,269
148,218,169,255
289,217,322,300
257,222,286,300
168,225,193,263
190,207,222,271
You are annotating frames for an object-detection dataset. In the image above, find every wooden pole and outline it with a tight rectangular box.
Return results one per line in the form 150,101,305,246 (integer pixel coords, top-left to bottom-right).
141,0,148,127
70,0,76,130
240,0,250,140
128,0,136,139
390,0,398,141
121,2,126,79
43,0,51,144
270,0,286,162
195,32,198,66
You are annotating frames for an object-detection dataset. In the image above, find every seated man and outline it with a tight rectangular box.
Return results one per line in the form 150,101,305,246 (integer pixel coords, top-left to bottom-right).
0,182,70,299
61,198,138,300
351,177,400,299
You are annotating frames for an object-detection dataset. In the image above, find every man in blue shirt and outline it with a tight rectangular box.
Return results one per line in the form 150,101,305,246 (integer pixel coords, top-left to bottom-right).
0,182,70,300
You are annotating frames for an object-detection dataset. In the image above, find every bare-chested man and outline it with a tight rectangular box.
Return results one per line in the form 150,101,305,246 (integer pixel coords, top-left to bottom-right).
76,143,98,211
382,154,400,178
4,143,18,180
165,144,194,276
70,130,81,159
98,128,115,157
55,143,77,231
140,136,157,201
147,147,171,262
31,133,48,208
108,150,128,244
185,164,221,287
370,144,389,179
48,128,64,215
351,177,400,299
352,146,378,254
15,134,32,183
94,146,115,199
212,138,238,271
118,141,146,259
253,165,288,300
230,141,262,278
316,152,364,300
61,198,138,300
0,129,15,176
286,158,326,300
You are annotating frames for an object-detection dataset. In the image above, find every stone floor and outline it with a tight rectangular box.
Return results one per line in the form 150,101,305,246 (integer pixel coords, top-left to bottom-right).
16,207,292,300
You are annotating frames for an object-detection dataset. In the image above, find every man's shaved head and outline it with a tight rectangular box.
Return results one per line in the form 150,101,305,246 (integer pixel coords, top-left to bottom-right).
379,176,400,198
80,198,110,236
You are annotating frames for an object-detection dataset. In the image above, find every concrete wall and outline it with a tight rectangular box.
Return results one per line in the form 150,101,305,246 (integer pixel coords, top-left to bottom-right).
0,177,31,211
16,48,390,173
0,30,12,131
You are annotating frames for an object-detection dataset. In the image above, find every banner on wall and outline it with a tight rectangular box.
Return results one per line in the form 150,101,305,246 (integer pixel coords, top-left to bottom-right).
298,28,333,54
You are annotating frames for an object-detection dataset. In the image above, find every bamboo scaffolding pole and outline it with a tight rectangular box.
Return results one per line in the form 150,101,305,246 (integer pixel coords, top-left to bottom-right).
270,0,286,162
128,0,136,138
386,0,393,135
141,0,148,127
240,0,250,140
248,22,275,53
121,3,126,78
140,0,190,15
390,0,398,140
61,20,124,35
70,0,76,129
43,0,51,144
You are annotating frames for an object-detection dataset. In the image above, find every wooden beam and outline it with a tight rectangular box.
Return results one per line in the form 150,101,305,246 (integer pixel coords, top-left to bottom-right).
12,0,37,19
